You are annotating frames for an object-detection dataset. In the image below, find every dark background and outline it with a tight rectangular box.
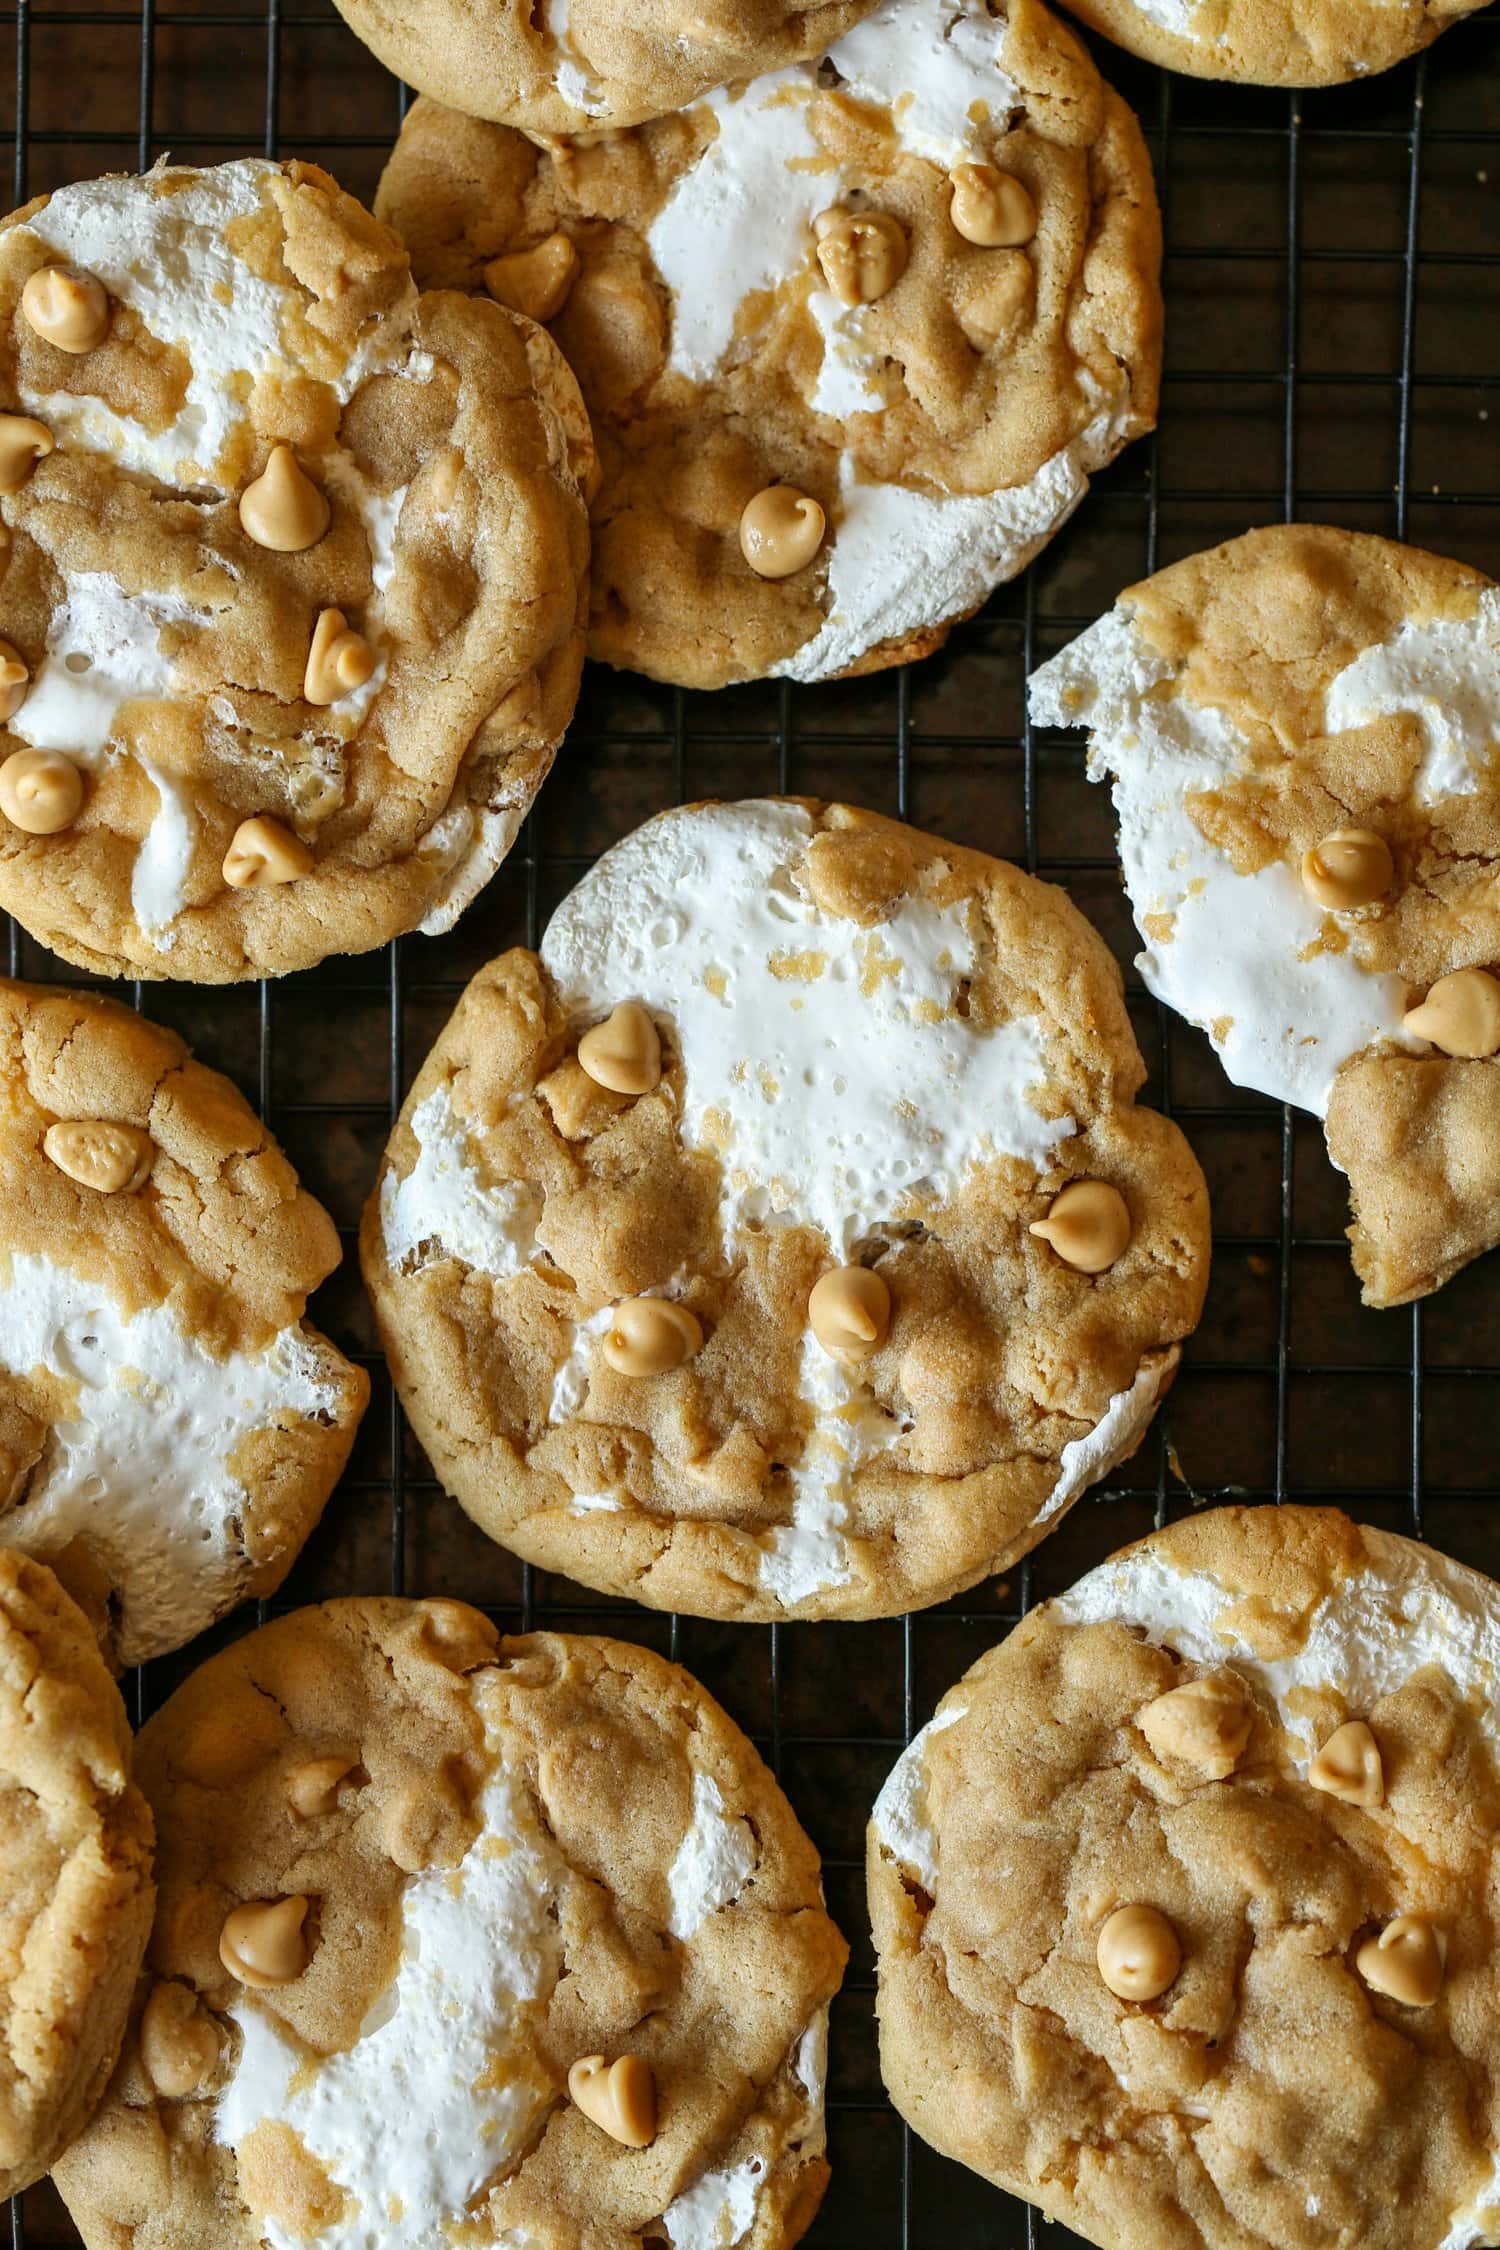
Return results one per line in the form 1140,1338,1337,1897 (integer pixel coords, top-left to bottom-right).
3,0,1499,2239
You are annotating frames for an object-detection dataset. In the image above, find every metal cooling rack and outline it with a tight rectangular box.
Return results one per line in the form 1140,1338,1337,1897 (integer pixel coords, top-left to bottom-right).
4,3,1500,2241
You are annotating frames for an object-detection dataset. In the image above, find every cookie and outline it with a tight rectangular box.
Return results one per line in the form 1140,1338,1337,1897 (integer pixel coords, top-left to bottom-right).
1055,0,1485,87
332,0,880,134
361,798,1209,1622
375,0,1161,691
0,1548,154,2198
0,979,368,1664
0,157,593,982
54,1598,847,2249
1029,524,1500,1308
869,1504,1500,2250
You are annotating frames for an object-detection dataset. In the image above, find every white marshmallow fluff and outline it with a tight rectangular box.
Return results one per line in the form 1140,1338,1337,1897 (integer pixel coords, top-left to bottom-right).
871,1702,968,1892
215,1673,813,2250
641,0,1135,682
1028,604,1415,1115
0,1251,342,1663
381,1085,542,1282
541,800,1075,1249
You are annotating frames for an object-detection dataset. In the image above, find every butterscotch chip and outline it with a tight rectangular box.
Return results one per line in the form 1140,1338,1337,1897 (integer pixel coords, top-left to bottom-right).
602,1297,703,1376
813,206,908,305
219,1896,312,1989
576,1001,661,1095
0,1552,153,2198
304,609,375,705
1029,1178,1132,1272
285,1755,359,1817
948,164,1037,248
1356,1914,1444,2007
223,814,315,889
1095,1903,1181,2001
21,265,110,352
0,639,30,721
43,1118,154,1195
138,1982,221,2099
0,746,83,834
0,412,53,492
808,1265,891,1360
239,444,331,552
1403,968,1500,1059
54,1605,848,2248
739,487,826,580
1137,1668,1252,1778
567,2053,657,2147
1301,827,1395,911
1308,1717,1383,1807
484,232,579,323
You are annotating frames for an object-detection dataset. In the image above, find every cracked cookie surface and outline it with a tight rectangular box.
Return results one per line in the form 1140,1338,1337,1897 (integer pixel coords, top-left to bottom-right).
0,157,593,981
331,0,880,133
375,0,1161,690
53,1600,847,2250
360,798,1209,1622
0,978,368,1663
1028,524,1500,1306
1054,0,1486,87
0,1548,154,2198
869,1505,1500,2250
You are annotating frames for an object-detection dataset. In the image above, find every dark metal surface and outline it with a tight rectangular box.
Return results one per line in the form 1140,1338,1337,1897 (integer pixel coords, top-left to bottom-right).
4,3,1500,2240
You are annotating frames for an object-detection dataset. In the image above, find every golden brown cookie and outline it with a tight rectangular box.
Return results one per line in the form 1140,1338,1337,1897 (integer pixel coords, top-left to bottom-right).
0,979,368,1664
869,1505,1500,2250
375,0,1161,690
54,1600,847,2249
1029,523,1500,1307
0,157,593,981
0,1548,154,2199
332,0,879,132
1056,0,1486,87
360,798,1210,1622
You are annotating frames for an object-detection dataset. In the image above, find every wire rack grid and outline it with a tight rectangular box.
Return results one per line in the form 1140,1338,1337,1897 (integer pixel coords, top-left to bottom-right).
3,1,1499,2242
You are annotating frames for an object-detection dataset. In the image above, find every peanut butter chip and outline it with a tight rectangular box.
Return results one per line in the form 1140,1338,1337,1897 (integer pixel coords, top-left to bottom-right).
21,265,110,353
1308,1718,1384,1808
568,2054,657,2148
1029,1179,1132,1273
219,1896,311,1990
1355,1915,1444,2007
739,486,826,579
223,814,315,889
0,640,29,721
577,1001,662,1095
484,231,580,322
286,1756,358,1819
1096,1904,1182,2002
139,1981,221,2099
948,163,1038,248
239,444,330,553
303,608,375,706
1300,827,1394,911
1138,1670,1252,1779
1402,967,1500,1059
813,205,909,305
0,413,53,494
43,1119,154,1195
808,1265,892,1360
0,746,84,834
603,1298,703,1377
